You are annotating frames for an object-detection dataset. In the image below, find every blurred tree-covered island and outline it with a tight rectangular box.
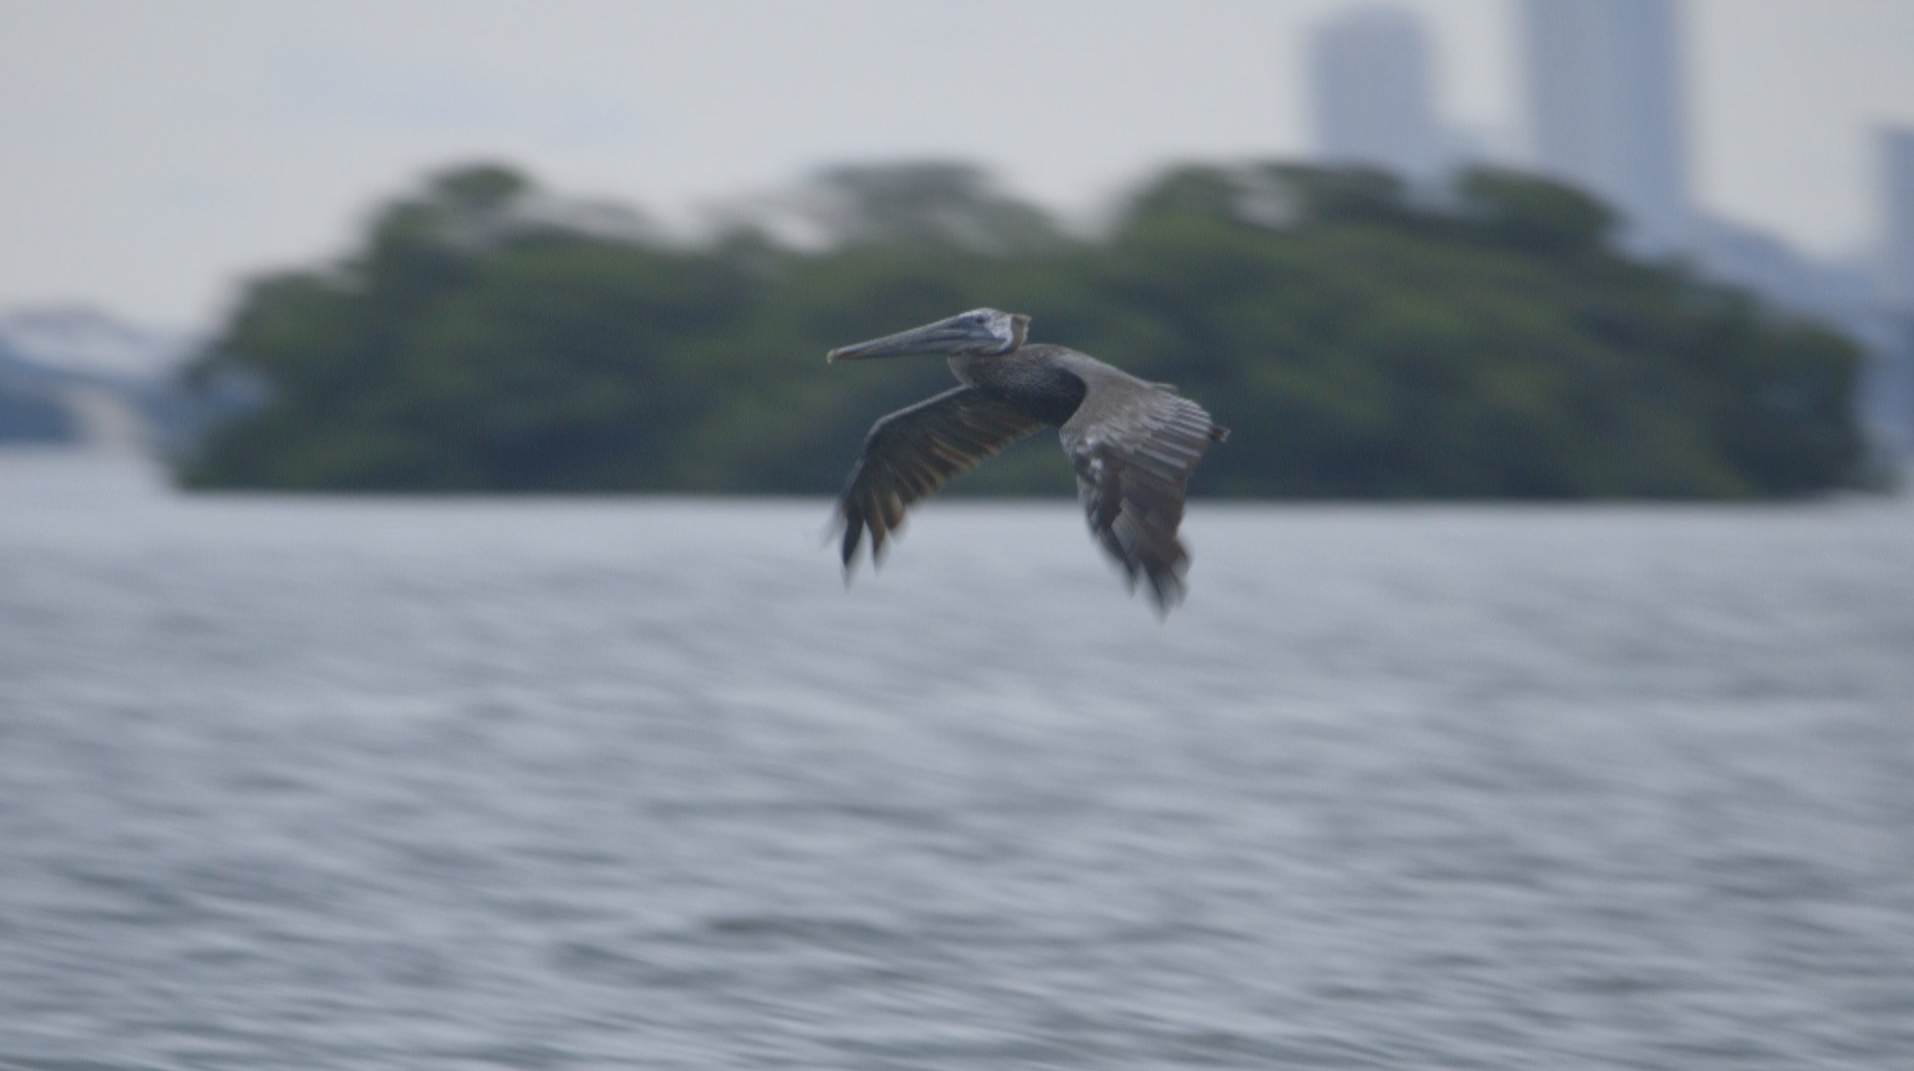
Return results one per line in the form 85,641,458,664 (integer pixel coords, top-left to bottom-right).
177,161,1864,498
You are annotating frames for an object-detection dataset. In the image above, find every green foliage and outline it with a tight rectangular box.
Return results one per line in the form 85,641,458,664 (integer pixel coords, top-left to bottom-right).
1456,168,1616,256
178,162,1866,499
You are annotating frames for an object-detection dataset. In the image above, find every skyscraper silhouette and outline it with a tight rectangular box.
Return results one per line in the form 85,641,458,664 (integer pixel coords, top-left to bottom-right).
1521,0,1689,247
1309,8,1444,181
1879,127,1914,451
1882,128,1914,314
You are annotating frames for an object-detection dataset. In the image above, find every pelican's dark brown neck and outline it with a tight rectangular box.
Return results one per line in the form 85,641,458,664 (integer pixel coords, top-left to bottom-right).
949,344,1089,426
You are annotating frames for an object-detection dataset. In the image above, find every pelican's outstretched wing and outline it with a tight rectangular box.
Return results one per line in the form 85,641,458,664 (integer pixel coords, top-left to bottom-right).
1059,376,1227,613
837,386,1042,572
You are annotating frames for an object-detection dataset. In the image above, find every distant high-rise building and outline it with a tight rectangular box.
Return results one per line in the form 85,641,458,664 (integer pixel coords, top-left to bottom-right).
1309,8,1444,181
1879,127,1914,454
1521,0,1689,247
1882,128,1914,313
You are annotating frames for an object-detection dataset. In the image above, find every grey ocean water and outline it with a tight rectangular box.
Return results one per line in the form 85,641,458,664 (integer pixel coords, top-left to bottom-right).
3,454,1912,1070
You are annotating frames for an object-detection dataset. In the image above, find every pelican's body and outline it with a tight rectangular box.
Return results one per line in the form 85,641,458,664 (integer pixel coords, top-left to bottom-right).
827,308,1227,612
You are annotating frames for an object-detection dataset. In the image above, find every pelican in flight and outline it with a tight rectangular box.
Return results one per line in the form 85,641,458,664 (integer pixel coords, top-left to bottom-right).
827,308,1228,612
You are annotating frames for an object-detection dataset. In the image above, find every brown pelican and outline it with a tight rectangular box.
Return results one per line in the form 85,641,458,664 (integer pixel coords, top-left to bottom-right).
827,308,1228,612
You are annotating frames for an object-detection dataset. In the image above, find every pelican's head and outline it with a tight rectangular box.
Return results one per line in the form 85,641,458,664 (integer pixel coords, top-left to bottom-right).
827,308,1029,362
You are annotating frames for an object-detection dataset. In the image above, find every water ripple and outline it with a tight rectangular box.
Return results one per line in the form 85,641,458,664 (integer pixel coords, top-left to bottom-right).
2,463,1912,1069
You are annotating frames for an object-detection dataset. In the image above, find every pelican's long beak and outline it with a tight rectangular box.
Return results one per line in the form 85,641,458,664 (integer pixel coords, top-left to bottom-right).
827,313,1001,362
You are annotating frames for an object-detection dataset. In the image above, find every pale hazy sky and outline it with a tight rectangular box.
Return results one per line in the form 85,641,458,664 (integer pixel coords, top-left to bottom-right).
3,0,1912,330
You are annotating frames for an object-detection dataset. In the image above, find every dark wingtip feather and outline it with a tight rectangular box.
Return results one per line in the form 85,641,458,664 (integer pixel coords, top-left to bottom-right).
830,386,1042,591
1143,561,1189,618
838,507,863,574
